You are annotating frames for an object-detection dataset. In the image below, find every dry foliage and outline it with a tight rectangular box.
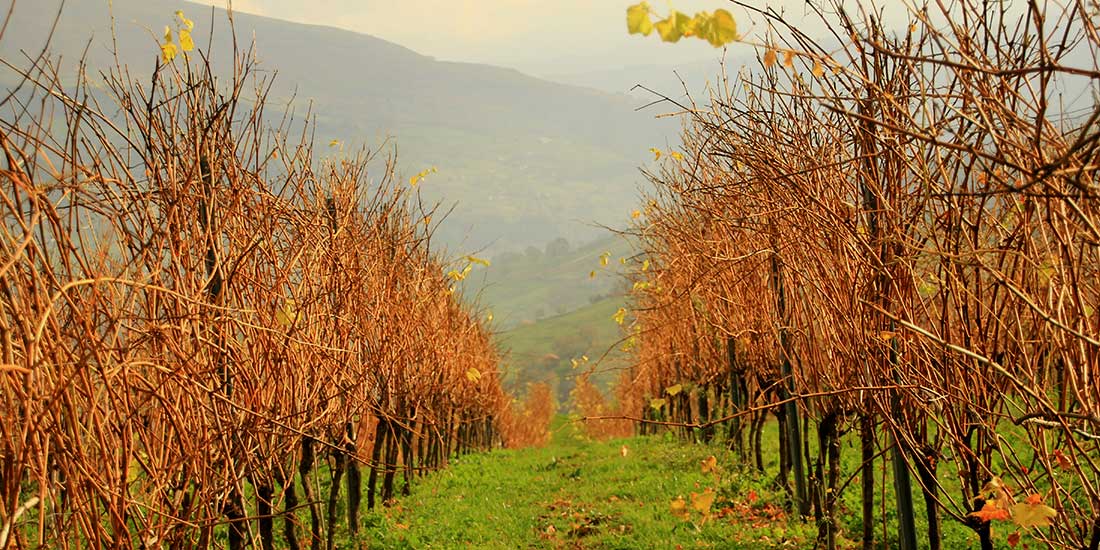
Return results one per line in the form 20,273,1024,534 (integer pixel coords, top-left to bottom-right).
619,1,1100,549
0,10,543,549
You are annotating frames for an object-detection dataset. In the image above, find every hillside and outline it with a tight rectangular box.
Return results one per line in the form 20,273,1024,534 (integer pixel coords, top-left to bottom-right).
497,295,631,406
462,234,634,328
1,0,676,253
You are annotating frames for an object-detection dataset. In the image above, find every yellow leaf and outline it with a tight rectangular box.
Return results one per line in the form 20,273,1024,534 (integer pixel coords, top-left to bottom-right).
642,259,650,272
179,29,194,52
691,488,715,514
670,496,688,518
1011,501,1057,528
649,147,662,161
621,336,637,352
626,2,654,36
175,10,194,31
163,25,173,43
666,383,683,396
649,398,667,410
160,42,177,63
812,60,825,78
620,445,629,457
329,139,341,148
619,257,627,265
466,255,491,267
654,10,691,43
581,355,588,362
763,49,777,68
409,168,434,187
465,368,482,382
447,269,465,281
700,455,718,474
703,8,738,46
670,151,684,161
783,50,796,68
486,311,493,322
275,299,298,328
631,209,641,219
613,307,627,325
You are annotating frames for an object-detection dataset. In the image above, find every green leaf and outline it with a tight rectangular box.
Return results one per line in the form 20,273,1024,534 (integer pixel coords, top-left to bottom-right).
626,3,653,36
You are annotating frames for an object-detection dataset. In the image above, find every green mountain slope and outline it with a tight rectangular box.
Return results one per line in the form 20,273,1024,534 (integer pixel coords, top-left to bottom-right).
2,0,673,252
497,295,630,405
464,234,635,329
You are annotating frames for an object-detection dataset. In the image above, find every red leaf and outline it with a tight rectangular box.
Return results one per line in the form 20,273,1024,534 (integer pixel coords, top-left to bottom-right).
1007,531,1021,548
1053,449,1074,470
969,501,1011,523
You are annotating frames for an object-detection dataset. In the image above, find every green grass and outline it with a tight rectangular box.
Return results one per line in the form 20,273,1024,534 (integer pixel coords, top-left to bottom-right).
348,416,1041,550
360,419,815,549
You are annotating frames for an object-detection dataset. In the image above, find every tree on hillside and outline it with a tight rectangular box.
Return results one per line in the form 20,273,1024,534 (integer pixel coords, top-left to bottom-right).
545,237,571,258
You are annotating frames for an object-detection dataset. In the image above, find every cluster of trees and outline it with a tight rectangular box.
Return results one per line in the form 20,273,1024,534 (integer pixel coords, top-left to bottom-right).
0,15,546,549
617,1,1099,549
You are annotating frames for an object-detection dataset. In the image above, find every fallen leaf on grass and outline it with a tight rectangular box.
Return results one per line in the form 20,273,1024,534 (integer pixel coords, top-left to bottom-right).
670,496,688,519
691,488,716,515
700,455,718,474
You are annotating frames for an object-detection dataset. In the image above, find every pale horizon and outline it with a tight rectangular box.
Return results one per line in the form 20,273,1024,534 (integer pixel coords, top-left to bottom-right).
188,0,903,78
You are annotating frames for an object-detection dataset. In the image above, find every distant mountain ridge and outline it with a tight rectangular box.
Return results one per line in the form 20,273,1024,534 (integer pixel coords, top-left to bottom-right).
1,0,678,253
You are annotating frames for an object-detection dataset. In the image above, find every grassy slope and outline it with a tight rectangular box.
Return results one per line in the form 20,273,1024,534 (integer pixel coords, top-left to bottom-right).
496,296,630,403
455,233,637,403
467,234,635,328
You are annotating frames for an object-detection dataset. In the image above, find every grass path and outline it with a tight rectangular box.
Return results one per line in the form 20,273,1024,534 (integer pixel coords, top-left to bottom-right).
352,418,1023,549
362,421,813,549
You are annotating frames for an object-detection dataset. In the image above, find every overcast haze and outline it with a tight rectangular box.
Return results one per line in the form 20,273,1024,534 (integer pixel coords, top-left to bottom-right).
189,0,862,78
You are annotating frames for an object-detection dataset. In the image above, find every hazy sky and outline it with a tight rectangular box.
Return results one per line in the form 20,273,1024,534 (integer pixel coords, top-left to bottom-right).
189,1,880,77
